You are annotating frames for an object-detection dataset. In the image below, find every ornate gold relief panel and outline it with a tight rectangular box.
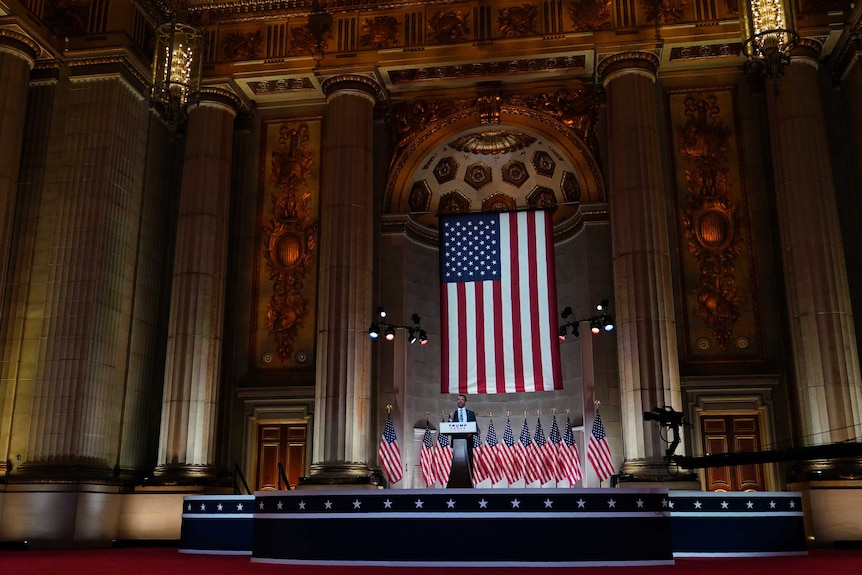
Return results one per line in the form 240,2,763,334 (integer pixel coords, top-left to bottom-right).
667,89,763,362
252,119,321,370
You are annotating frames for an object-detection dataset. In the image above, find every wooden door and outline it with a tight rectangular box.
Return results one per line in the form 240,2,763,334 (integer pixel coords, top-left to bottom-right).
256,423,307,490
701,414,765,492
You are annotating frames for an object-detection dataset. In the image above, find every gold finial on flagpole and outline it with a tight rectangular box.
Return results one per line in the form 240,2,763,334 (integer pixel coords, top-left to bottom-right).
506,411,511,416
488,411,494,417
552,408,557,415
386,404,392,414
536,409,542,416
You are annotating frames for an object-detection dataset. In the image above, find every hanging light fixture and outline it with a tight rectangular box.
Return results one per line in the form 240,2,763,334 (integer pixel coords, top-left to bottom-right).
740,0,799,94
150,7,203,131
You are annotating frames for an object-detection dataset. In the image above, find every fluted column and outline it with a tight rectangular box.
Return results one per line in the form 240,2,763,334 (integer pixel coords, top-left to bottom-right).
767,42,862,460
0,30,36,323
155,90,238,480
598,53,684,477
309,74,380,482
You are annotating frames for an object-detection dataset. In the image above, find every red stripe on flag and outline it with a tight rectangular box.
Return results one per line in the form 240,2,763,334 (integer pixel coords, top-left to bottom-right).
507,215,525,393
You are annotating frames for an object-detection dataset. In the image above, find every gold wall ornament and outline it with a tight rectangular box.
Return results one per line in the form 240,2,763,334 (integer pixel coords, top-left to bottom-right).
567,0,613,32
427,10,471,44
260,122,320,366
360,15,399,48
498,5,539,37
508,84,599,160
676,94,746,352
221,30,263,60
643,0,688,24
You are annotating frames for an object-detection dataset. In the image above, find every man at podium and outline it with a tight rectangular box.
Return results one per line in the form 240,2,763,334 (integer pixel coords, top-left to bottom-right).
443,394,478,487
448,394,477,427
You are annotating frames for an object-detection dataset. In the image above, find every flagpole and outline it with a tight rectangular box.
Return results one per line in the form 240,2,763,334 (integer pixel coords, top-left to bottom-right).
581,327,596,487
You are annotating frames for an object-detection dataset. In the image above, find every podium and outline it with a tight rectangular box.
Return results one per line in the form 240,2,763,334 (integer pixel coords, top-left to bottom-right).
439,421,477,488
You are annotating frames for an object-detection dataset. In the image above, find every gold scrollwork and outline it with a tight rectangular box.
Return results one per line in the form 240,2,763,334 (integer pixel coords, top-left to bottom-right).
677,94,744,351
263,124,319,364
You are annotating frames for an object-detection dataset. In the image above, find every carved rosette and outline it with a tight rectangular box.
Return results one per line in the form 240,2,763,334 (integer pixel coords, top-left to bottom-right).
427,10,470,44
221,31,263,60
677,94,744,351
568,0,613,32
360,16,399,48
263,123,319,364
498,5,539,37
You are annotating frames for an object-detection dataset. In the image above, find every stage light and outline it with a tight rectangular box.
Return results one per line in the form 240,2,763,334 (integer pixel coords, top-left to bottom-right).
590,318,601,334
408,328,418,345
559,326,568,341
558,299,613,340
602,317,615,332
368,323,380,338
597,299,609,312
419,330,428,345
384,326,396,341
378,307,387,319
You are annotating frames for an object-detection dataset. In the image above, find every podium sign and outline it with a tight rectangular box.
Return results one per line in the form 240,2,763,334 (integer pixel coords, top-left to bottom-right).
439,422,477,435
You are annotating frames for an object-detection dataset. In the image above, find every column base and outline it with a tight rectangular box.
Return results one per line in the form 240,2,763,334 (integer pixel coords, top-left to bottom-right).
789,457,862,482
152,464,218,485
618,458,700,489
298,462,384,489
10,460,116,483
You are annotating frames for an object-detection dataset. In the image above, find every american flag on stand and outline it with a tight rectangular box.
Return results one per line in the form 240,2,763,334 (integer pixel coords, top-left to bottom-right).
500,418,522,484
377,412,403,484
546,416,564,484
587,409,615,483
561,416,583,485
532,419,554,485
433,430,453,486
420,422,437,487
518,419,541,485
483,420,504,484
471,432,490,484
440,210,562,395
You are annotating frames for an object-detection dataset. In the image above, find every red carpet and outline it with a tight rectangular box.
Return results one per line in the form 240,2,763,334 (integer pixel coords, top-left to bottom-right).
1,547,862,575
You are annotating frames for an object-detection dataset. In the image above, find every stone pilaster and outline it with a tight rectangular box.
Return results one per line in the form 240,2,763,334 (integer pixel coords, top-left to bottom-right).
155,89,239,481
598,52,685,479
307,74,381,484
767,42,862,476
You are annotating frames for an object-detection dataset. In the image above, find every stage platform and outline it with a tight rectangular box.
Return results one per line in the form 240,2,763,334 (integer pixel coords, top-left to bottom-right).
179,488,806,566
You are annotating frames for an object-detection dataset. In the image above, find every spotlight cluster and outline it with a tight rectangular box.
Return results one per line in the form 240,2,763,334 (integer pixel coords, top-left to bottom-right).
368,307,428,345
558,299,615,341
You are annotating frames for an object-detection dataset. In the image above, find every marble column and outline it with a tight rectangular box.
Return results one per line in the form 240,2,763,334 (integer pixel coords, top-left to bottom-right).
1,72,150,479
309,74,381,483
598,52,685,477
155,89,238,481
0,30,36,327
766,41,862,463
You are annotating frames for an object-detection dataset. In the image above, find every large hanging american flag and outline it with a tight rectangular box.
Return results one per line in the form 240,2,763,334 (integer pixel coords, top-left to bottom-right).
420,423,437,487
440,210,562,395
378,413,403,484
587,409,615,483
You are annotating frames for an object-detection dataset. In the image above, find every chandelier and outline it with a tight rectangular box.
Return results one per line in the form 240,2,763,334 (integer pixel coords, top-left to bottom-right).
740,0,799,94
150,20,203,130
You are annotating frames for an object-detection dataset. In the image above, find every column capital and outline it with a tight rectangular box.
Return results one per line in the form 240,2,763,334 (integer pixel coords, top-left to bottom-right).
791,37,823,67
0,28,39,68
320,73,382,104
193,86,243,117
597,51,660,86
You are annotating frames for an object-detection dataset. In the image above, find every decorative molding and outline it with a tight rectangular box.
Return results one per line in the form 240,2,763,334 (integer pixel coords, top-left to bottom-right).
320,73,382,99
387,55,586,84
596,51,660,81
668,43,742,62
248,77,315,95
